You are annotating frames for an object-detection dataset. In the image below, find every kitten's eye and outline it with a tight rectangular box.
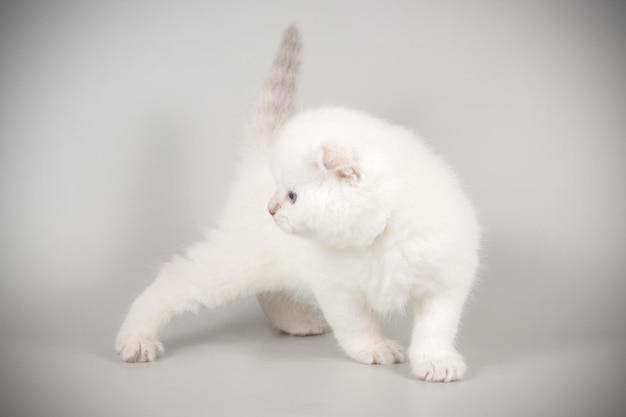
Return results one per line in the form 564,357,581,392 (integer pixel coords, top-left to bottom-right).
287,190,298,204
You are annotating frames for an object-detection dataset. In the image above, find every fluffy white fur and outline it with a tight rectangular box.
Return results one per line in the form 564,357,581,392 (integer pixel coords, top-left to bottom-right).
116,26,480,383
268,107,480,381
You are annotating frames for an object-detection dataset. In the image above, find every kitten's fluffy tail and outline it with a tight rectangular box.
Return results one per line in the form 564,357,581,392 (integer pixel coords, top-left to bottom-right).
247,25,301,146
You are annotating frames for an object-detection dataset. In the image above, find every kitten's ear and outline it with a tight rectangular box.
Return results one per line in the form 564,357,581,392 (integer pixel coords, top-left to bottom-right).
318,145,360,181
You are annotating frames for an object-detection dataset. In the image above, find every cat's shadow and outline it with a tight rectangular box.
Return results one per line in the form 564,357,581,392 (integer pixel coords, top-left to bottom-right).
161,308,340,362
105,305,575,382
160,311,536,379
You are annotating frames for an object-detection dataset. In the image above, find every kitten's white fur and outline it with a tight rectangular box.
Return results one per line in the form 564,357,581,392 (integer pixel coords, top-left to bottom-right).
116,26,480,383
268,108,480,381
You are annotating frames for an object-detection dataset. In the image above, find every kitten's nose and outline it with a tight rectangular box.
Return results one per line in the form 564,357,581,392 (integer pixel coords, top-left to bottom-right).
268,200,281,216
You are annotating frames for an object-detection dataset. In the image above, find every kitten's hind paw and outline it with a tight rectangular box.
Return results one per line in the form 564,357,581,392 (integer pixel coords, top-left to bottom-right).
410,351,467,382
347,339,406,365
116,337,164,363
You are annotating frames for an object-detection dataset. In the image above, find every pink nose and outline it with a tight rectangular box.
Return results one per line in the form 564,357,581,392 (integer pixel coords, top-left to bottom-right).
268,201,281,216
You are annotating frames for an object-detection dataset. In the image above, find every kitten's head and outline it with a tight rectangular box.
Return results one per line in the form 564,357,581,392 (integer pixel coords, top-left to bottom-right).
268,125,388,249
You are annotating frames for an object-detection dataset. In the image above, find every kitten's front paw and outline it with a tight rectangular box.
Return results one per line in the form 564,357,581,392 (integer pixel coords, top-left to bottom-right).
410,351,467,382
116,335,164,363
347,339,406,365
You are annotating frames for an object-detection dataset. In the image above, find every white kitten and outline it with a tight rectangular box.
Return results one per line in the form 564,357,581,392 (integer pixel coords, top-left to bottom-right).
115,26,480,383
268,107,480,381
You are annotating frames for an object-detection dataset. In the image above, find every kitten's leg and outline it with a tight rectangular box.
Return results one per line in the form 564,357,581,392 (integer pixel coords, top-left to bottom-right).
116,255,210,362
258,291,329,336
115,239,263,363
314,291,405,365
409,289,469,382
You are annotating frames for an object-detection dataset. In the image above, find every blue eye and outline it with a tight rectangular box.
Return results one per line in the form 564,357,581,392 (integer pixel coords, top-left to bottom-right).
288,190,297,204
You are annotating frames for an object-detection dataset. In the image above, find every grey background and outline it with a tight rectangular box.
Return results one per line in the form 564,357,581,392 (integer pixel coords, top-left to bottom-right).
1,0,625,416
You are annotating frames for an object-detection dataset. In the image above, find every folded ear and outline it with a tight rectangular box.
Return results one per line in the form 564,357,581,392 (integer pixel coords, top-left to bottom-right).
317,145,360,181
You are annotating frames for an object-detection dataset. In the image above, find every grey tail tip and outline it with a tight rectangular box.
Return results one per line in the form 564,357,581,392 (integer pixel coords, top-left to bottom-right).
283,24,301,40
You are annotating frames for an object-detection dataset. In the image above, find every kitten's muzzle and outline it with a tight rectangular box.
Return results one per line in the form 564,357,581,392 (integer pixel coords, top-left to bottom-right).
268,199,281,216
